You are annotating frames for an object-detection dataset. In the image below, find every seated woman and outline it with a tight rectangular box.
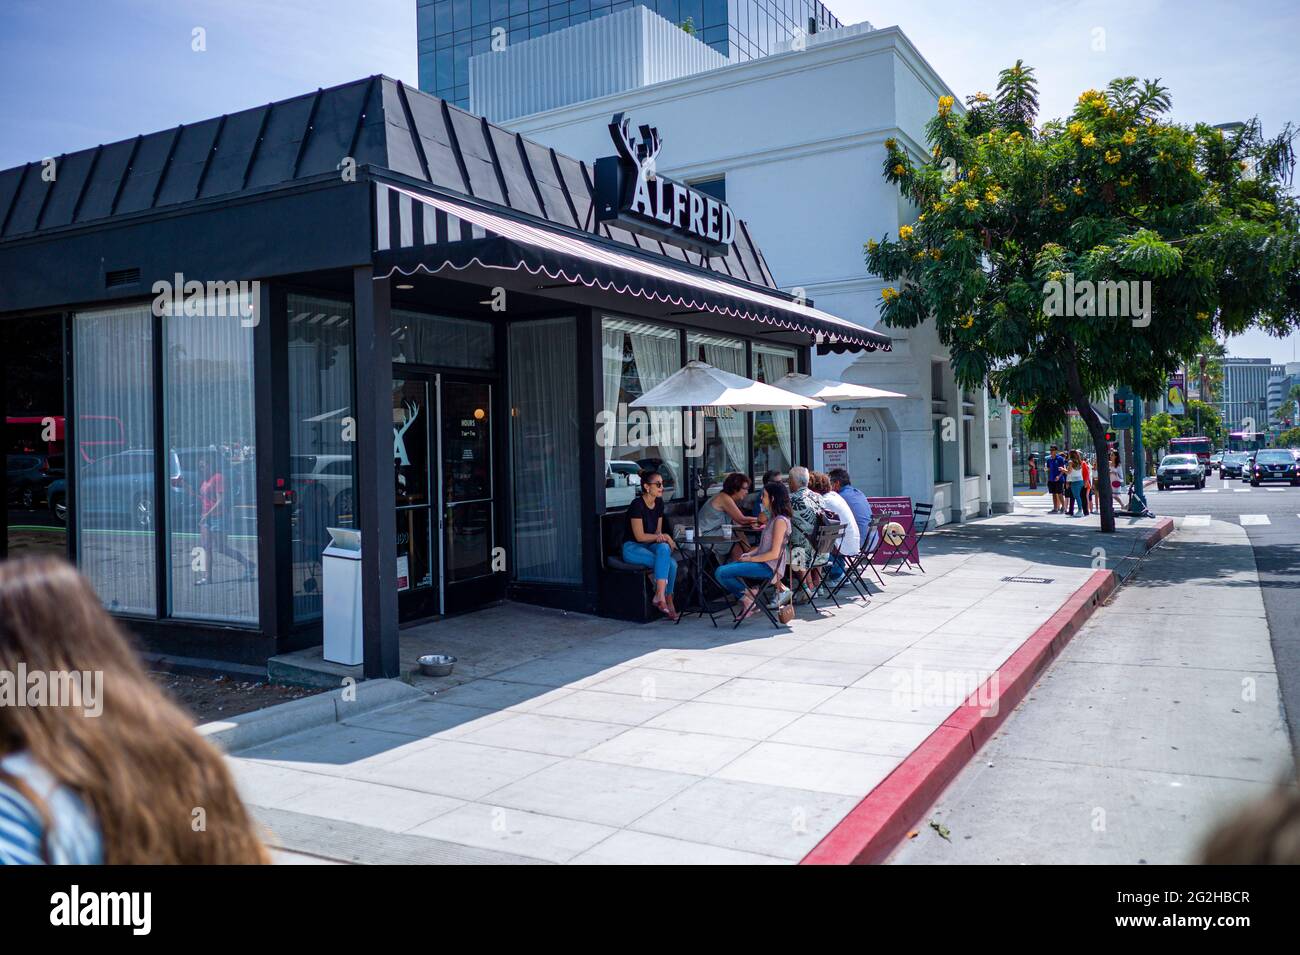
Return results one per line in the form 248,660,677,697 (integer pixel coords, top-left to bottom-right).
621,468,680,621
696,472,760,563
715,481,792,623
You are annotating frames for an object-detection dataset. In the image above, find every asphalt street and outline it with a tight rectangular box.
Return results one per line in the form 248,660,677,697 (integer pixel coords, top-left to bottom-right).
1145,468,1300,756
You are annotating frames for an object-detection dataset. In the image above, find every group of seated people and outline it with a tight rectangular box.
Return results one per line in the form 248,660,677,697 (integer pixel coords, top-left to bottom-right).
621,464,875,623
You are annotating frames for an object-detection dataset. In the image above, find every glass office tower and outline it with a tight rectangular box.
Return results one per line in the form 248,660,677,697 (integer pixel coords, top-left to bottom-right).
417,0,842,108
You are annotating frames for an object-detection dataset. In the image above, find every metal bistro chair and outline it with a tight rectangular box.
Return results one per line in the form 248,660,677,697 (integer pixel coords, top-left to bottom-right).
791,522,846,613
881,502,934,575
829,513,887,602
729,550,787,630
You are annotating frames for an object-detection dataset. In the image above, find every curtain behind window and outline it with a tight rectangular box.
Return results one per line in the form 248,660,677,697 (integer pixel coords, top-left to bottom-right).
509,318,581,584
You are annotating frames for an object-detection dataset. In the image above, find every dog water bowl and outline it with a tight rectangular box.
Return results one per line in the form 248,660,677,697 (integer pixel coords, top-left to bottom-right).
417,654,457,677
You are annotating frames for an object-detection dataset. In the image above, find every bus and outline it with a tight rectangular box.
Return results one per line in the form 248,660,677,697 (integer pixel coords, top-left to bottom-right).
1169,435,1212,472
1226,430,1268,454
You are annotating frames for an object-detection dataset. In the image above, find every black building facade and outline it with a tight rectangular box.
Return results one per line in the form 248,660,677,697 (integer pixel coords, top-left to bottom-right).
0,76,885,677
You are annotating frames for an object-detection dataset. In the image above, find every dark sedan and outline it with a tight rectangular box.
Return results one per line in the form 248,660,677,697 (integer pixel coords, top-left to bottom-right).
1248,450,1300,486
1220,452,1248,478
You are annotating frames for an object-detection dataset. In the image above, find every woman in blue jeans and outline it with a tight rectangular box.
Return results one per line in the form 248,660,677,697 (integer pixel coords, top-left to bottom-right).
622,468,680,621
716,481,792,623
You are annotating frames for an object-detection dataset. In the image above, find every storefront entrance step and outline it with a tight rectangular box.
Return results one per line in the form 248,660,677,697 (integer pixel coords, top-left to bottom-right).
253,805,550,865
268,646,365,689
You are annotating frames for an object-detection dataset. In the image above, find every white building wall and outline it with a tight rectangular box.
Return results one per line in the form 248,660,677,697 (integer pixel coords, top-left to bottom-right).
491,24,1012,522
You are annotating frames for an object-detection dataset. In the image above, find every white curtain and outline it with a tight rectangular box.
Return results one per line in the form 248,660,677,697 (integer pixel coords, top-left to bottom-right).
629,325,683,494
601,324,624,469
509,318,582,584
760,351,794,466
702,341,747,474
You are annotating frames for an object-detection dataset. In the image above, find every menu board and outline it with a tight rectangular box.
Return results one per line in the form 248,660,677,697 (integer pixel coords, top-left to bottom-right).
866,496,917,566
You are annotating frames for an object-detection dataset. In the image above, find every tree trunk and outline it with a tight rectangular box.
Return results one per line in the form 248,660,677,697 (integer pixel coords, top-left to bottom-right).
1064,355,1117,533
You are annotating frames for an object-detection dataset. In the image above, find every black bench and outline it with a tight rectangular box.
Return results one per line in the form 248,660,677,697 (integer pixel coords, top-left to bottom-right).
598,509,688,623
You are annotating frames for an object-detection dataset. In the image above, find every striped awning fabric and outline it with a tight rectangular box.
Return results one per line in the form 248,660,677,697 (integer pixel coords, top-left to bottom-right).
372,181,891,352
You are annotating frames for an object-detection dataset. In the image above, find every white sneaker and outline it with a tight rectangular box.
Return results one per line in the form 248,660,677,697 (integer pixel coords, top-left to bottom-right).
767,589,792,610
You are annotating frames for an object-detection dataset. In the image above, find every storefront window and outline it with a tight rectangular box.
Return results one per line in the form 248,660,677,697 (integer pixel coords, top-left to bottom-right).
3,317,66,561
73,304,157,615
601,317,683,506
687,331,747,491
510,317,581,583
393,310,494,368
164,293,259,624
752,343,797,480
288,294,355,622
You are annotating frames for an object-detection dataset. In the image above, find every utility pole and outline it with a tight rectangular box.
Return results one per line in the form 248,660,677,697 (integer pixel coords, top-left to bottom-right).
1130,393,1147,511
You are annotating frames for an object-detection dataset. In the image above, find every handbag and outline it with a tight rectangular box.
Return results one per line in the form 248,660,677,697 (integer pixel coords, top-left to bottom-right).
777,602,795,625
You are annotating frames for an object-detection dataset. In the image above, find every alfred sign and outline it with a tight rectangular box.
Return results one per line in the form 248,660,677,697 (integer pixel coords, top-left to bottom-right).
594,113,736,255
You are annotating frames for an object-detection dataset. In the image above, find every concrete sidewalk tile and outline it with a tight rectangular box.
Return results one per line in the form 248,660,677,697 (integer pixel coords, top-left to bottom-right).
815,685,958,725
629,777,859,860
848,665,922,693
343,700,511,740
229,759,327,805
357,738,561,799
569,829,786,864
715,741,898,796
883,645,1010,673
531,688,679,725
432,678,574,712
585,666,732,701
743,656,877,687
578,726,755,775
694,676,843,712
408,802,616,863
279,776,464,833
458,712,629,757
485,656,631,689
768,712,936,758
779,640,901,666
713,635,811,657
639,648,768,677
485,758,698,827
238,724,440,777
642,700,802,740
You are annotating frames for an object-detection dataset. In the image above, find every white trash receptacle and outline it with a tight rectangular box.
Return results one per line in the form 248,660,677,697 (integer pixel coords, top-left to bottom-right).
322,527,363,666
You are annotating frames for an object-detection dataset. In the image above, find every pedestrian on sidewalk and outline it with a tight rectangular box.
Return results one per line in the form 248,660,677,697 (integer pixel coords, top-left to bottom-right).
1046,445,1066,513
1028,454,1039,490
1066,450,1086,517
0,557,270,864
1080,455,1092,516
1108,448,1124,509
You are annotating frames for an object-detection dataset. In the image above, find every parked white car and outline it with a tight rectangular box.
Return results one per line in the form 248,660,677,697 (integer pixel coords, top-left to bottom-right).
605,460,642,507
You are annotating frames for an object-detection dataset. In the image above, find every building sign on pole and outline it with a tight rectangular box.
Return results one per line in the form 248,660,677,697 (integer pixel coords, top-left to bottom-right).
1167,374,1186,415
594,113,736,255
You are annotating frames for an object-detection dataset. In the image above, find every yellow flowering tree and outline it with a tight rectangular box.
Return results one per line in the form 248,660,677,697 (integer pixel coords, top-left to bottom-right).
866,63,1300,532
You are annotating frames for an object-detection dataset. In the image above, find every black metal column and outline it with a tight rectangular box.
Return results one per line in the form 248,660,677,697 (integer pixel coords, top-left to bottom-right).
353,266,399,678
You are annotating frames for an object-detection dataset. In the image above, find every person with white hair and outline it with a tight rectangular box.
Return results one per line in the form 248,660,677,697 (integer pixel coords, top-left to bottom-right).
787,466,828,597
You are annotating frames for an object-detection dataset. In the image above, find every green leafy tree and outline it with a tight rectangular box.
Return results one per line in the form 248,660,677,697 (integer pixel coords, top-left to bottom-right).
1179,398,1224,446
1272,382,1300,426
1275,425,1300,447
1143,412,1181,465
866,63,1300,530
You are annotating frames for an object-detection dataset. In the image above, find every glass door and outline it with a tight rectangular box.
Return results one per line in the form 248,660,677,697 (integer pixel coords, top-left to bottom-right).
440,378,496,611
393,376,439,620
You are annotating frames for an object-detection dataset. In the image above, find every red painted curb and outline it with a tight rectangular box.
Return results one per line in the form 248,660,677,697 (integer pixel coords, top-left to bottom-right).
1144,516,1175,550
800,569,1119,866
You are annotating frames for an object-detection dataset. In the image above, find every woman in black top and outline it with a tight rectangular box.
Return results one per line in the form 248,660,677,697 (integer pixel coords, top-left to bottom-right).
622,468,679,621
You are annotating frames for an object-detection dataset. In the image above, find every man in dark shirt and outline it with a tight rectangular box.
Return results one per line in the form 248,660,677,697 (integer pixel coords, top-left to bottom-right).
1046,445,1067,513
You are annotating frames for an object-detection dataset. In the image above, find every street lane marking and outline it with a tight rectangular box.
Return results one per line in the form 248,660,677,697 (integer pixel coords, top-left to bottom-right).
1183,515,1211,527
1201,488,1219,493
1240,514,1271,525
1232,488,1251,492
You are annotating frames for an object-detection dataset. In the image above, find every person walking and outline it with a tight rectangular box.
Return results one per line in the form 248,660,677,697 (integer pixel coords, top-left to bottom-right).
1028,454,1039,490
194,456,255,586
0,556,270,864
1080,455,1092,516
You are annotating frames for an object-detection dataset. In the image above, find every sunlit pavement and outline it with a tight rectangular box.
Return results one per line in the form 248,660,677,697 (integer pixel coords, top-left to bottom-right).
229,511,1161,865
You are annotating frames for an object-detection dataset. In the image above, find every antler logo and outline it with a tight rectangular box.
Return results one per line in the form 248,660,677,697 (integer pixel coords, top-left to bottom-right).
394,399,420,467
610,112,662,183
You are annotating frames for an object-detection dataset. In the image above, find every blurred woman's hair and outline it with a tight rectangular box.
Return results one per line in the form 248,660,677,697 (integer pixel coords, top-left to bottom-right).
809,471,831,495
1201,780,1300,864
0,557,269,864
764,481,793,519
721,472,750,496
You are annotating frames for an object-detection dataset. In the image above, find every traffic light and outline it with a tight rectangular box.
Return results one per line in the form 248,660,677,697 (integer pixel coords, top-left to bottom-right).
1104,431,1116,443
1114,397,1128,414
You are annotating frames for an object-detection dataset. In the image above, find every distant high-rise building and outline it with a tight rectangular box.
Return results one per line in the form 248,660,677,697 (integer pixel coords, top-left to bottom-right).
1220,357,1273,433
417,0,842,108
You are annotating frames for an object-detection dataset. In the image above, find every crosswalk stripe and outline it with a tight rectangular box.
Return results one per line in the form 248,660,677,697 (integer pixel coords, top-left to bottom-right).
1240,514,1271,526
1201,488,1219,493
1232,488,1251,492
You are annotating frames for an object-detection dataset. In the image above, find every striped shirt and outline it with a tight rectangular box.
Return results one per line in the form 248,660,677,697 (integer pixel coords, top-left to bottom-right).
0,752,103,865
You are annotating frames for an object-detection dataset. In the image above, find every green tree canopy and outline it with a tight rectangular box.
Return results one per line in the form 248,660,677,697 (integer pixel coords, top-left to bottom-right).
866,63,1300,529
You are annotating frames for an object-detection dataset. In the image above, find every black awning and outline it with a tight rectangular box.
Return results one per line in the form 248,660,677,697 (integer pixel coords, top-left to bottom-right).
372,182,891,352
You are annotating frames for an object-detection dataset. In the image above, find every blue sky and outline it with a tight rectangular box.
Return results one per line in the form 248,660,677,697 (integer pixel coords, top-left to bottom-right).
2,0,1297,362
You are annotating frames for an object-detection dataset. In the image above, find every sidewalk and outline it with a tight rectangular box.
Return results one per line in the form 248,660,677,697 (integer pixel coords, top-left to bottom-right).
225,508,1168,864
888,516,1294,864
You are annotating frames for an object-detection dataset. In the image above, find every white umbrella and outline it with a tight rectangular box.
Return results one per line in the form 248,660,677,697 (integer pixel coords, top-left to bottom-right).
631,360,825,411
771,371,906,401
